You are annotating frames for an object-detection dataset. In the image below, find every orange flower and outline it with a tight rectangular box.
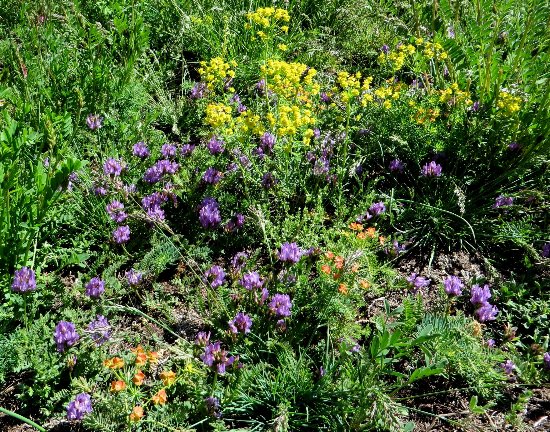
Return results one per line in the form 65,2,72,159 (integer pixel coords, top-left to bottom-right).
129,406,144,422
357,232,367,240
159,370,176,386
104,357,125,369
379,236,386,245
131,345,146,355
151,388,168,405
351,263,360,273
147,351,159,364
359,280,371,289
320,264,332,275
135,352,148,367
325,251,335,260
349,222,363,231
338,283,348,295
132,370,145,386
366,227,376,238
334,256,345,270
332,272,341,280
110,380,127,392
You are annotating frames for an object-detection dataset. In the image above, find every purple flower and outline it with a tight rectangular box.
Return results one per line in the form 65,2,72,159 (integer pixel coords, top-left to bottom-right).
231,252,248,271
475,303,499,322
470,284,492,305
276,319,287,331
268,293,292,317
389,159,404,172
500,359,515,375
205,396,222,418
226,213,245,232
86,114,103,130
320,92,331,103
190,82,207,99
67,172,78,191
447,26,455,39
142,192,169,222
204,265,226,288
543,352,550,369
508,141,521,151
113,225,130,243
407,273,431,289
85,277,105,298
199,197,221,228
259,287,270,305
542,243,550,258
493,195,514,208
391,240,406,255
195,331,211,347
202,168,223,184
260,132,276,153
486,339,496,348
87,315,110,346
200,341,237,374
125,269,143,286
11,267,36,293
181,143,196,156
161,143,177,158
106,200,127,223
132,141,150,158
239,271,263,290
94,185,107,196
470,101,481,112
206,136,225,155
421,161,442,177
103,158,123,176
228,312,253,334
156,159,179,174
278,242,303,264
256,79,266,93
443,275,464,296
54,321,80,352
261,172,277,189
67,393,92,420
369,201,386,216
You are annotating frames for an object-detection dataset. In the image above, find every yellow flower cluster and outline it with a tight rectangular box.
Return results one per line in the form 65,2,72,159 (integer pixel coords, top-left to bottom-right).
497,91,522,115
373,79,404,109
246,7,290,27
205,102,232,128
439,83,472,105
413,106,441,124
260,60,318,101
415,38,448,61
198,57,237,90
335,72,374,105
276,105,315,137
236,110,264,136
377,44,416,72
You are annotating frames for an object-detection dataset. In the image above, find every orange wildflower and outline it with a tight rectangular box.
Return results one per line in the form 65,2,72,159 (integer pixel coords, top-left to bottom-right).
338,283,348,295
160,370,176,386
147,351,159,364
129,406,144,422
366,227,376,238
132,370,145,386
325,251,335,260
151,388,168,405
379,236,386,245
110,380,127,392
132,345,146,355
104,357,125,369
334,256,345,269
321,264,332,275
332,272,341,280
351,263,360,273
357,232,367,240
135,352,148,367
359,280,371,289
349,222,363,231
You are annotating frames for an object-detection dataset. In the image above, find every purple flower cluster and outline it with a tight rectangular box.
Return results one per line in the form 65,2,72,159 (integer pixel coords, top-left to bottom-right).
200,341,237,374
443,275,464,296
86,114,102,130
142,191,169,222
88,315,110,346
493,195,514,208
268,293,292,317
125,269,143,286
195,331,211,347
103,158,124,177
54,321,80,352
202,168,223,184
228,312,253,334
544,352,550,369
199,197,221,228
261,172,277,189
132,141,150,158
85,277,105,298
239,271,263,290
278,242,303,264
113,225,130,243
143,159,179,183
11,267,36,293
67,393,93,420
231,252,248,271
421,161,442,177
106,200,127,223
161,143,177,158
470,284,498,322
206,136,225,155
542,242,550,258
407,273,431,289
369,201,386,216
389,159,404,172
226,213,245,232
181,143,196,156
259,132,276,153
204,265,226,288
500,359,515,375
190,82,207,99
205,396,222,418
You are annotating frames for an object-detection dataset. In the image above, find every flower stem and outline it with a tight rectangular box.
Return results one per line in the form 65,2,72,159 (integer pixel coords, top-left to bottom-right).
0,407,46,432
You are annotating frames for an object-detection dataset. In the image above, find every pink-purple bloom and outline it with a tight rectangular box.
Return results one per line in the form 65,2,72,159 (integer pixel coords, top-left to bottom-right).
543,352,550,369
181,143,196,156
11,267,36,293
54,321,80,352
261,172,277,189
125,269,143,286
226,213,245,232
199,197,221,228
389,159,404,172
268,293,292,317
475,303,499,322
542,242,550,258
260,132,276,153
278,242,303,264
86,114,102,130
486,339,496,348
200,341,237,374
132,141,150,158
407,273,431,289
443,275,463,296
67,393,92,420
239,271,263,290
204,265,226,288
206,136,225,155
106,200,127,223
113,225,130,243
470,284,492,305
228,312,253,334
85,277,105,298
205,396,221,418
369,201,386,216
421,161,442,177
202,168,223,184
87,315,110,346
500,359,515,375
161,143,177,158
493,195,514,208
103,158,123,176
195,331,211,347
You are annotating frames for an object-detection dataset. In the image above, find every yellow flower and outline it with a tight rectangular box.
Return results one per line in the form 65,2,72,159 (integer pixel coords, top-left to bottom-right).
205,102,232,128
277,43,288,51
160,370,176,386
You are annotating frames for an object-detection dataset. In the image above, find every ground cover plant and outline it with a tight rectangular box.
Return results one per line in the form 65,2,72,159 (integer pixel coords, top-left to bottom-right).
0,0,549,431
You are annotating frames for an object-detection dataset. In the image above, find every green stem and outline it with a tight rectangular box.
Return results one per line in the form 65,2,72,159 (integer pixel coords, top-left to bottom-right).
0,407,46,432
